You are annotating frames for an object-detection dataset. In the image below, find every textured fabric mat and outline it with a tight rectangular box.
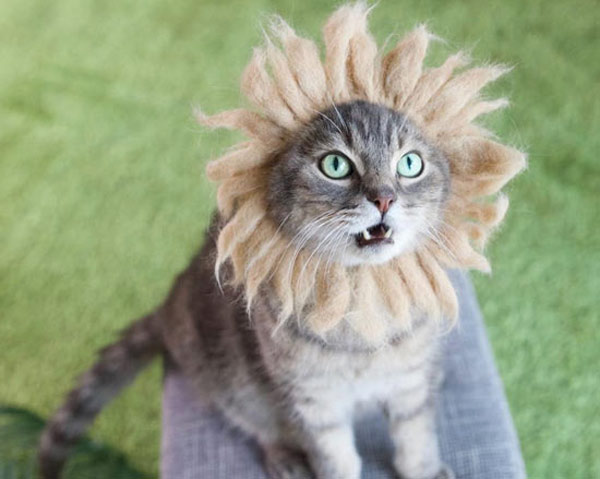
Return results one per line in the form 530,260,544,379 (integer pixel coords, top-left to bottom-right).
161,271,526,478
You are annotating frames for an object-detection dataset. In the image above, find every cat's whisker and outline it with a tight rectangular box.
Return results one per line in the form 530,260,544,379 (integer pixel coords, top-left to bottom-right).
433,217,462,237
280,212,336,258
291,215,340,255
283,215,342,286
310,108,345,136
422,225,460,264
317,224,347,269
326,93,350,134
243,212,293,277
295,221,348,292
427,222,458,254
282,209,353,266
299,220,349,280
324,229,350,276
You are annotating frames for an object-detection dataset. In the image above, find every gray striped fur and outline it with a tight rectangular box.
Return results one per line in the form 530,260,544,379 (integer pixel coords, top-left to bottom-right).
39,101,452,479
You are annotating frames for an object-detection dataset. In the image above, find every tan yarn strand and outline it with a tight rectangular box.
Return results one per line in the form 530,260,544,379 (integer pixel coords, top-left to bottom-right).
417,251,459,321
349,269,388,343
306,265,351,334
403,53,469,113
269,16,328,108
395,255,441,319
382,25,431,109
373,265,411,328
241,48,298,130
206,142,271,181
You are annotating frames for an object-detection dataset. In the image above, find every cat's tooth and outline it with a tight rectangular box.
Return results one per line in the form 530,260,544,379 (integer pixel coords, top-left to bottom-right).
384,228,393,238
362,229,372,241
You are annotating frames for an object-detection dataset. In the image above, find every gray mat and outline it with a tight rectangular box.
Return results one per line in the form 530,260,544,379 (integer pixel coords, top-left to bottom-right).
161,271,526,478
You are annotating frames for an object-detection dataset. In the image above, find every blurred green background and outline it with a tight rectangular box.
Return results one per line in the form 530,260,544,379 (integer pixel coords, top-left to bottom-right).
1,0,598,477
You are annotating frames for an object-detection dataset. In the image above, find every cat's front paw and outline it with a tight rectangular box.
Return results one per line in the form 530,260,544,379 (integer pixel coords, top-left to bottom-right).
263,445,314,479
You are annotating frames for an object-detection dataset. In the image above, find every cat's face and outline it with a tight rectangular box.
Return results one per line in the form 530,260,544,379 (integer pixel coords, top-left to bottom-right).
268,100,451,266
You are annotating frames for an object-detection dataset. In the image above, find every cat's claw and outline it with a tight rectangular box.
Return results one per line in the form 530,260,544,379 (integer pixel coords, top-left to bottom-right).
264,446,314,479
399,465,455,479
432,465,455,479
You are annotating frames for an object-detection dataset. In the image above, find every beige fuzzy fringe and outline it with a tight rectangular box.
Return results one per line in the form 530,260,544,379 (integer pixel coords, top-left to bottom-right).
198,2,526,341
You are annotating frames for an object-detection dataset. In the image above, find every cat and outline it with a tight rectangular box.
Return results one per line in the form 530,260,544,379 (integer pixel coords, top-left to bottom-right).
38,3,526,479
38,99,453,479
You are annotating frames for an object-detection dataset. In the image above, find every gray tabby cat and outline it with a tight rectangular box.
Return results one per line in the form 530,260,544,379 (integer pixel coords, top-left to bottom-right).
39,100,453,479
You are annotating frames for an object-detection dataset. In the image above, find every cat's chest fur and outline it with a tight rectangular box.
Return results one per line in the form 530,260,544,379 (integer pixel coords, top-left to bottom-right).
254,295,439,405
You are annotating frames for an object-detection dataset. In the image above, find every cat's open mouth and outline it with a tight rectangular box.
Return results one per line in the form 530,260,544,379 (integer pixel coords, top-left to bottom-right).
355,223,393,248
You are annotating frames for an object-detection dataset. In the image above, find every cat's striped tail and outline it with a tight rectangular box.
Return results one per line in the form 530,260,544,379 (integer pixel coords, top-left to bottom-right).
38,313,163,479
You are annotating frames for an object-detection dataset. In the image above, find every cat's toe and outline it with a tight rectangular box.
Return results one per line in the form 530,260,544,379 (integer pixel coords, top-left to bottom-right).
432,465,455,479
398,465,455,479
264,445,314,479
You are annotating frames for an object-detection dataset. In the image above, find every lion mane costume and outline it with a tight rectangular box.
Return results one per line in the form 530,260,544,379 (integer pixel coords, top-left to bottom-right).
197,3,526,343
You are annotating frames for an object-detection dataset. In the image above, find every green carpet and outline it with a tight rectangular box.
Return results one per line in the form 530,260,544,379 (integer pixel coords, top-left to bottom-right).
1,0,598,477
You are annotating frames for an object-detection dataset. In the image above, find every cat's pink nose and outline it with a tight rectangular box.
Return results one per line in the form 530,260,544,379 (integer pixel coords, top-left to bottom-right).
368,190,396,214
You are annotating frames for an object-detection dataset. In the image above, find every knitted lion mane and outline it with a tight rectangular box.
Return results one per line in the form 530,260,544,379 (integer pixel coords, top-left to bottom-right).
197,2,526,342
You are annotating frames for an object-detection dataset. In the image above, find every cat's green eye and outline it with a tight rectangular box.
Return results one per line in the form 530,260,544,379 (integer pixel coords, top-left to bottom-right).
397,152,424,178
320,153,352,179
